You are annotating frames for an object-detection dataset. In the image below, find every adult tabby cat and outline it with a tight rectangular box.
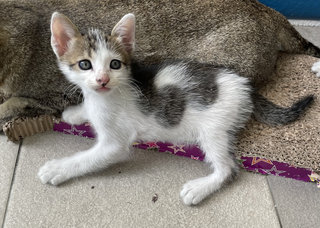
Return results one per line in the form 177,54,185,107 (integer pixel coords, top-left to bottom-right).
0,0,319,129
38,13,313,205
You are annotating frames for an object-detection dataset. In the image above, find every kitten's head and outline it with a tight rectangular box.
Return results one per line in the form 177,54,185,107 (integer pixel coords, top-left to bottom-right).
50,12,135,94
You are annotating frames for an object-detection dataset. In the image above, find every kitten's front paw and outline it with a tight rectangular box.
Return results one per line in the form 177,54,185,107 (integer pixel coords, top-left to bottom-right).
38,159,70,185
62,106,86,125
311,61,320,77
180,177,212,206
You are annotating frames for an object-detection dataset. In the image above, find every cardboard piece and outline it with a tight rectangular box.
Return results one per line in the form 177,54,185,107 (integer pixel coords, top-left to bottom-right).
3,115,56,142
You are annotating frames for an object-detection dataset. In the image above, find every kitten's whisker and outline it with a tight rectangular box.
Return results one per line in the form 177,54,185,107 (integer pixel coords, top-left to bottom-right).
63,84,76,97
125,79,150,104
64,84,73,93
64,84,81,99
116,80,141,101
117,87,127,103
77,91,83,104
70,85,79,93
116,84,136,103
117,77,143,97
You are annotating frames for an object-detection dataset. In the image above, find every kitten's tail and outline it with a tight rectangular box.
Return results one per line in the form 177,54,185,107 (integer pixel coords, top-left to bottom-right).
252,93,314,126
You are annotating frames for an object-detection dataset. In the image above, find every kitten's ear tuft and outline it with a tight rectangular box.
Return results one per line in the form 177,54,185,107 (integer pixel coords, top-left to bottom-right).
111,13,135,54
51,12,80,58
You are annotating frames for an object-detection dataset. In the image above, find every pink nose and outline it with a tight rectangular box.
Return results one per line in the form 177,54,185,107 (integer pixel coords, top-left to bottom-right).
96,75,110,87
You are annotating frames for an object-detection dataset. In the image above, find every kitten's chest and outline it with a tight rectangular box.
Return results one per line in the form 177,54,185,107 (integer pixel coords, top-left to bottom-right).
84,94,139,128
85,95,119,119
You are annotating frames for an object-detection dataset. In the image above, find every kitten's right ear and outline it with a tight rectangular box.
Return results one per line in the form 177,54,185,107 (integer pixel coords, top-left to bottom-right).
111,14,136,54
50,12,80,58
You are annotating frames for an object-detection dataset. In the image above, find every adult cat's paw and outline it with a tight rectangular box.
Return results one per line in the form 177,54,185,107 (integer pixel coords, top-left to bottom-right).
180,176,213,206
311,61,320,77
38,159,70,185
62,106,86,125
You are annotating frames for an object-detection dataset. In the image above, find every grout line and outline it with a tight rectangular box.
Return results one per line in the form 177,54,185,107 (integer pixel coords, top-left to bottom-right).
1,140,23,228
266,176,283,228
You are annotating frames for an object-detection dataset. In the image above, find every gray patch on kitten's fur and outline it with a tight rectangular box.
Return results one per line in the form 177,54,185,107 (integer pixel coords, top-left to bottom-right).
130,61,220,127
186,62,220,107
152,86,187,127
130,63,185,127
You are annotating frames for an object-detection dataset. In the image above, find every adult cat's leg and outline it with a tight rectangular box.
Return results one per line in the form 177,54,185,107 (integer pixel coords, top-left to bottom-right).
0,96,56,129
38,140,130,185
0,92,6,105
180,131,238,205
62,103,88,125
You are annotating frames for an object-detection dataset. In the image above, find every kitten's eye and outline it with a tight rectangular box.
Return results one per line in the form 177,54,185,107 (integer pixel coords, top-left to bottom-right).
110,59,121,70
78,60,92,70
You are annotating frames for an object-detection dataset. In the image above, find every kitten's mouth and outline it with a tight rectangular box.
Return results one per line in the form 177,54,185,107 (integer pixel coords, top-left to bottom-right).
96,86,110,92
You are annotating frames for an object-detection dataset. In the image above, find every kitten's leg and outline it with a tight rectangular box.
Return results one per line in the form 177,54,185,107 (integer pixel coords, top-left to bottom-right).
311,61,320,77
38,140,129,185
62,104,87,125
180,132,238,205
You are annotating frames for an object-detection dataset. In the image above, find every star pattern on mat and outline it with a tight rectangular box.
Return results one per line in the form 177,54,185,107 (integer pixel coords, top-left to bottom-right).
254,168,262,173
261,165,286,176
63,125,86,137
251,157,273,166
168,145,186,154
145,142,159,149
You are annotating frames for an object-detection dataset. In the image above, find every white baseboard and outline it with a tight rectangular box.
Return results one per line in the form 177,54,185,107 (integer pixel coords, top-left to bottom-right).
289,19,320,27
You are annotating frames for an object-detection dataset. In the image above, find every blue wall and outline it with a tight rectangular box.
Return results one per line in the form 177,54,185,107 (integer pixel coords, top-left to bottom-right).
259,0,320,19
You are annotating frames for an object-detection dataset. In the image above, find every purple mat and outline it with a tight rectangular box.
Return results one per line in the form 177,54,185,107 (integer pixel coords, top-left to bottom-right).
53,122,320,187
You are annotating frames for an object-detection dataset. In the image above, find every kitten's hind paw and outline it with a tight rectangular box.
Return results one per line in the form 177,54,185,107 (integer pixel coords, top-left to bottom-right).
38,159,70,185
311,61,320,77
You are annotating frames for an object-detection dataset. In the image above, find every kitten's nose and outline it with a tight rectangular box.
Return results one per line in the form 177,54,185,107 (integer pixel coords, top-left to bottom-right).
96,75,110,87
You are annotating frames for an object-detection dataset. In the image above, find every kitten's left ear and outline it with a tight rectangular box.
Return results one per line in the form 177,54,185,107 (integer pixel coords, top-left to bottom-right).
111,13,135,54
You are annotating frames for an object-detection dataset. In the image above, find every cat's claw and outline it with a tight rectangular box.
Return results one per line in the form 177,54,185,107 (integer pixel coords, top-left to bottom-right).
180,177,212,206
38,159,70,185
311,61,320,77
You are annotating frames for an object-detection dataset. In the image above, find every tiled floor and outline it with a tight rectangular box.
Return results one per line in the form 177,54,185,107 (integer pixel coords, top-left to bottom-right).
0,136,19,228
2,132,282,228
1,23,320,228
267,175,320,228
1,130,320,227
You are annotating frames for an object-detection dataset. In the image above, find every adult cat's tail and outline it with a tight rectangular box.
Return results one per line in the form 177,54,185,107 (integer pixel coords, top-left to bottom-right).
252,93,314,126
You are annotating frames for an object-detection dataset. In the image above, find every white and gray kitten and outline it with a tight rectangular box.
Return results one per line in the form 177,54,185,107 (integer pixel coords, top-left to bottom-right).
38,13,313,205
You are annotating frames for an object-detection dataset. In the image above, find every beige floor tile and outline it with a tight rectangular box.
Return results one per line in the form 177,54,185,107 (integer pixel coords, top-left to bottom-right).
3,131,280,228
267,175,320,228
0,133,19,228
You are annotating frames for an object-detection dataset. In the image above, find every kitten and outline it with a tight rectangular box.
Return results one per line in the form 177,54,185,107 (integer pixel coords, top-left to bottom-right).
1,0,319,131
38,13,313,205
